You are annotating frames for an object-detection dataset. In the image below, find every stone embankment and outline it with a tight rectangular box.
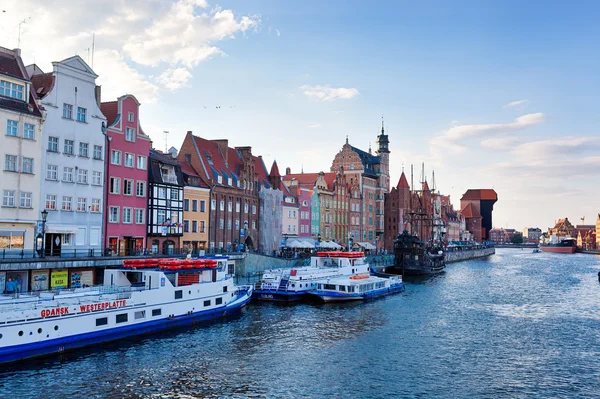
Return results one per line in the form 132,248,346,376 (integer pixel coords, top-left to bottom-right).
446,247,495,263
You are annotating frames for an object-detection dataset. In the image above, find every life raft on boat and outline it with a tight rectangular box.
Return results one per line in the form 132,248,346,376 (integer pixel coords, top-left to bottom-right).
317,251,364,258
349,274,369,280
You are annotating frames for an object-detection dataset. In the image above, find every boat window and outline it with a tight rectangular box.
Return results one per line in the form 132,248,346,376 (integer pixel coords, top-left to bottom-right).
116,313,128,323
135,311,146,320
324,284,336,290
292,284,295,288
37,328,42,334
152,309,162,317
54,326,59,331
216,297,223,305
96,317,108,326
339,285,346,292
175,290,183,299
223,286,228,293
204,300,211,307
18,331,23,336
352,269,354,273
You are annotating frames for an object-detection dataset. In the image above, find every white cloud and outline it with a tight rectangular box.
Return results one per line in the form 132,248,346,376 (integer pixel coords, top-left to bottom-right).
307,124,322,129
300,85,360,102
1,0,259,102
430,113,545,153
156,67,194,91
276,29,281,37
504,99,529,109
480,137,520,151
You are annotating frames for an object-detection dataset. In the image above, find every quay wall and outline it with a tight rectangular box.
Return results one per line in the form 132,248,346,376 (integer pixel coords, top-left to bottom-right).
446,247,495,263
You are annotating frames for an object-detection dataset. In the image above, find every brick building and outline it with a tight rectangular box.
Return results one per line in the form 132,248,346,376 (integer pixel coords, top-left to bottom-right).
177,132,270,251
460,189,498,242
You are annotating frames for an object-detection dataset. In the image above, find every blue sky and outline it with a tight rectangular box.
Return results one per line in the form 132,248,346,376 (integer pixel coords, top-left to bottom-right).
4,0,599,229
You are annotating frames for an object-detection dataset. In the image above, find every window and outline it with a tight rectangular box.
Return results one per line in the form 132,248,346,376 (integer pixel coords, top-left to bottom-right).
244,203,248,213
191,199,198,212
192,220,197,233
170,190,178,200
220,200,224,211
125,127,135,142
123,208,132,224
77,169,88,184
62,167,74,182
219,219,224,229
204,300,211,307
124,153,134,167
158,187,166,199
137,155,146,170
211,199,216,210
184,199,189,211
157,209,166,224
96,317,108,326
227,220,232,230
92,171,102,185
135,209,144,224
116,313,128,323
123,179,133,195
228,201,232,212
91,199,101,213
200,200,206,213
152,309,161,317
200,221,205,233
20,192,32,208
136,181,145,197
2,190,15,207
46,165,58,180
77,197,87,212
4,155,17,172
252,221,256,230
135,310,145,320
77,107,87,122
216,297,223,305
252,205,256,214
79,143,89,157
6,120,17,137
183,220,189,233
109,206,119,223
111,150,121,165
0,80,24,100
23,123,35,140
93,145,103,160
62,196,72,211
63,139,74,155
110,177,120,194
63,103,73,119
47,136,59,152
128,112,134,122
45,195,57,210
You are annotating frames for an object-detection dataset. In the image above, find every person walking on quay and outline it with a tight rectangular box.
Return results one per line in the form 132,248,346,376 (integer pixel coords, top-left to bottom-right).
5,278,16,297
16,275,22,294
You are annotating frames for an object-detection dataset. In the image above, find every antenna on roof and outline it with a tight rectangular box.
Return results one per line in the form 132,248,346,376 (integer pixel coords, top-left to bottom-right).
163,130,169,153
17,17,31,49
91,33,95,68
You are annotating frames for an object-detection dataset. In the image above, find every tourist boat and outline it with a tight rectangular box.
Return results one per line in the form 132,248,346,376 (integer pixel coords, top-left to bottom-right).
0,256,252,365
308,273,405,303
385,230,445,276
253,251,370,302
540,238,577,254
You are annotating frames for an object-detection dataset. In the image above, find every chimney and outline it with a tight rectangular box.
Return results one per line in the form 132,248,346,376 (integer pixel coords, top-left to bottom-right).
285,167,291,175
95,85,102,108
213,139,229,166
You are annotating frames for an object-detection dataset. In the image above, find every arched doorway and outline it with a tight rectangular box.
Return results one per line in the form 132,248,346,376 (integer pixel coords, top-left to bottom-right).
162,239,175,255
244,236,254,250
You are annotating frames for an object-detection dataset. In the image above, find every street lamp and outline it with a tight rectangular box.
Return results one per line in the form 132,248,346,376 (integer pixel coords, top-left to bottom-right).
39,209,48,258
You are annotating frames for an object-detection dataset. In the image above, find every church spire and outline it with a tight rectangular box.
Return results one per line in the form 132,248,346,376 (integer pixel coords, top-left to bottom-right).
345,135,348,145
381,115,385,135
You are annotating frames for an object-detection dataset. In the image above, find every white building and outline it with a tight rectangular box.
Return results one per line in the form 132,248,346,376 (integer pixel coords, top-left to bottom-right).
0,47,44,253
28,56,106,256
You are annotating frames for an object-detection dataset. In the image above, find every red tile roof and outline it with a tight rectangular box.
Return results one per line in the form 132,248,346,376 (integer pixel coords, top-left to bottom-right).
461,189,498,201
282,172,337,189
180,161,199,177
460,202,481,218
0,49,26,79
30,73,54,99
422,180,430,191
100,101,118,126
397,172,409,189
269,160,280,177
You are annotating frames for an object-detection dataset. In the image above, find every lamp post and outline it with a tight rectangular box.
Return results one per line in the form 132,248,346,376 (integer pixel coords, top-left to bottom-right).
40,209,48,258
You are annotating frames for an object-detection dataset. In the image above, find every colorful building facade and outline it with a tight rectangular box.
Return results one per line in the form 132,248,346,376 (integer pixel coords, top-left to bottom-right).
181,162,210,251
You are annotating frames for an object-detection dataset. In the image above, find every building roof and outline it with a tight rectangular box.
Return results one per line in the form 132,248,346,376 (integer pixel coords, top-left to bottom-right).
350,146,380,178
30,72,54,99
460,202,481,218
397,172,410,189
100,101,118,126
148,149,184,185
461,189,498,201
269,160,280,177
0,48,25,79
0,47,42,118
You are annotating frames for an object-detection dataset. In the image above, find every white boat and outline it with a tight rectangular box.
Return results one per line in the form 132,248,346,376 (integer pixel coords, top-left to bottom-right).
253,251,370,302
0,256,252,365
308,273,405,303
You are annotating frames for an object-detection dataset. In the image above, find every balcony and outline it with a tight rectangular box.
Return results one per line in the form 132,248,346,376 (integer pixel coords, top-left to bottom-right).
161,174,178,184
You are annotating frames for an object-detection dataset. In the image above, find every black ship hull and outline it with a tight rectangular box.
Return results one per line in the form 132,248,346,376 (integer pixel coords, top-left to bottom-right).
391,230,446,276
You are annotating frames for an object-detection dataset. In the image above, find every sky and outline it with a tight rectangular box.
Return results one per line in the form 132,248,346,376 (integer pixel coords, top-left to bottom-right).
1,0,599,230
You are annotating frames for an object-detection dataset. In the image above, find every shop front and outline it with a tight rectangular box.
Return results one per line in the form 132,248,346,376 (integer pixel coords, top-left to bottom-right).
31,269,50,291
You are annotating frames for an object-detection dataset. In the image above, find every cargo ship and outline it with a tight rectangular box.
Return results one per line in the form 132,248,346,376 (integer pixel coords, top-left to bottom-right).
540,238,577,254
0,257,252,365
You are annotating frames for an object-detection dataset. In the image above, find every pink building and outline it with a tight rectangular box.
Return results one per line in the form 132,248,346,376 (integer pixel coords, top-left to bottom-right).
297,187,312,237
101,95,152,255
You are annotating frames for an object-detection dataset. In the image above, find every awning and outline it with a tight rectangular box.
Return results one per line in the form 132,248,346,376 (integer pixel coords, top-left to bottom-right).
286,239,315,249
356,242,376,250
317,241,343,249
44,224,79,234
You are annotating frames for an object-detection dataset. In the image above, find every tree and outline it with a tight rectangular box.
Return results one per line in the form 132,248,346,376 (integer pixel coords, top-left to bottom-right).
511,233,524,244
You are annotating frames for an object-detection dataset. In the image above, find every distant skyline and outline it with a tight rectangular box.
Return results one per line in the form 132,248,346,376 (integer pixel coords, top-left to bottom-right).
2,0,598,230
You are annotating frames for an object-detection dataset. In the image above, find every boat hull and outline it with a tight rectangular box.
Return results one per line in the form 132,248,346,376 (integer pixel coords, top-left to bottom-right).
309,284,405,303
252,289,307,302
0,290,252,365
540,246,576,254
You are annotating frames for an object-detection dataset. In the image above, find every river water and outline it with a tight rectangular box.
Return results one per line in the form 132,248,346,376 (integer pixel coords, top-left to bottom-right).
2,249,600,398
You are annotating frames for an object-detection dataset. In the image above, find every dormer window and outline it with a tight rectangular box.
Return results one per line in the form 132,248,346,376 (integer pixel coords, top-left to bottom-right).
0,80,24,100
207,155,213,165
228,177,232,186
217,175,222,184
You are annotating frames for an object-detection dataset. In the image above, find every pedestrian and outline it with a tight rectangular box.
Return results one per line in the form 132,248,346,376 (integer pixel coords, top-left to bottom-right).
16,275,22,293
5,278,15,296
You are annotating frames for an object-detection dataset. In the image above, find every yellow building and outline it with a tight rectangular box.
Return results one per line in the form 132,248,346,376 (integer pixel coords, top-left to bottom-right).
181,163,210,251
